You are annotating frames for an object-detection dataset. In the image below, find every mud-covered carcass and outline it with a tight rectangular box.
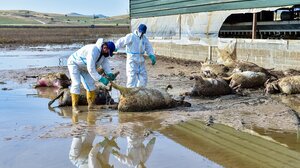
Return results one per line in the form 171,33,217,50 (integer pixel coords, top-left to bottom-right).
200,62,231,78
48,71,120,108
184,76,232,97
265,76,300,94
29,72,71,88
111,82,191,112
224,71,268,90
269,69,300,79
48,86,116,107
232,61,272,76
216,43,271,76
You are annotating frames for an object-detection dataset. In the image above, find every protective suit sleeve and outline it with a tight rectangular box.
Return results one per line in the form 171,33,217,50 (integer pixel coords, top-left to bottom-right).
101,58,112,74
115,33,133,49
144,37,154,56
87,47,103,81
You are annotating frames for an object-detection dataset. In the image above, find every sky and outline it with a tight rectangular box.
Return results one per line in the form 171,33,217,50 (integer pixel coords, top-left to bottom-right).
0,0,129,16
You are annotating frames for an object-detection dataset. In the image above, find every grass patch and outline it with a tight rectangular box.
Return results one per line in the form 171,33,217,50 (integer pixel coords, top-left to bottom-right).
0,15,41,24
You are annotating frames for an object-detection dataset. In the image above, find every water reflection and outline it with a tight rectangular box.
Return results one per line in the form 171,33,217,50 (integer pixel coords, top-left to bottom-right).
69,109,116,168
161,121,300,168
112,136,155,168
69,131,119,168
68,109,156,168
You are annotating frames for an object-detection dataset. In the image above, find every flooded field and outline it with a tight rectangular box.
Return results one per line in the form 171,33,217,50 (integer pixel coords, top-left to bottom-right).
1,45,300,168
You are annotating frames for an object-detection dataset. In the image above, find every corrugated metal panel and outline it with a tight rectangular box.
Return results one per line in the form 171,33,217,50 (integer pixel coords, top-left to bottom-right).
130,0,299,18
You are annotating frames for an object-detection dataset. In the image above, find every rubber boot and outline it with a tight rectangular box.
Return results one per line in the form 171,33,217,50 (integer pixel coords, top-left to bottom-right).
71,93,81,113
87,91,96,110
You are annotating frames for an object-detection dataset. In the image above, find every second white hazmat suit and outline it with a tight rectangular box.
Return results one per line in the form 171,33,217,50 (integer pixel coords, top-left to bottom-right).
115,30,154,88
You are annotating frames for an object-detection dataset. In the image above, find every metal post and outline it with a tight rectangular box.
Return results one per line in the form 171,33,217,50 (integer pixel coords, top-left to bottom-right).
208,46,212,62
179,14,182,39
252,13,257,39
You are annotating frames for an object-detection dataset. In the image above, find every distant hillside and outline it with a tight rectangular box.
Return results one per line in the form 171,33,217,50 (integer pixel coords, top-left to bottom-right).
90,14,107,18
0,10,128,26
66,12,83,16
67,13,107,18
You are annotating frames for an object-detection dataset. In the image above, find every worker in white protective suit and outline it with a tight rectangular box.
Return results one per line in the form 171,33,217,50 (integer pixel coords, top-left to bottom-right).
115,24,156,88
112,135,156,168
67,38,116,112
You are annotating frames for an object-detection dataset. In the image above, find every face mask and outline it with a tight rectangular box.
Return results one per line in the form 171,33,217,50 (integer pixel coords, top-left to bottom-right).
137,31,144,38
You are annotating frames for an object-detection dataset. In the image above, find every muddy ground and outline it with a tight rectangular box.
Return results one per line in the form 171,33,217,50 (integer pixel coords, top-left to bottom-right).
1,53,299,139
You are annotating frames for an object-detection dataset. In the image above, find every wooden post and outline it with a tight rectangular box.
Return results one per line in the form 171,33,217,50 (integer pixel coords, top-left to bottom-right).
252,13,257,39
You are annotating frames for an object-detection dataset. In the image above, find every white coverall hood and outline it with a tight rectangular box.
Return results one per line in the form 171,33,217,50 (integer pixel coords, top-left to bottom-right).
95,38,103,51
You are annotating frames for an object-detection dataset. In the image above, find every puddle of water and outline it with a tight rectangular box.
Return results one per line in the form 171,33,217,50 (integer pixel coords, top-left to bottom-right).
0,86,222,168
253,126,300,152
0,44,123,70
0,50,73,70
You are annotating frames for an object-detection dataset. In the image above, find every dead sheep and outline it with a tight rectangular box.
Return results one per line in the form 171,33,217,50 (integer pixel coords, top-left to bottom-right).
31,68,110,89
48,71,120,107
216,44,272,76
269,69,300,79
216,43,237,67
48,87,115,107
111,82,191,112
265,76,300,94
184,76,232,97
224,71,267,89
233,61,271,76
28,72,71,89
200,62,231,78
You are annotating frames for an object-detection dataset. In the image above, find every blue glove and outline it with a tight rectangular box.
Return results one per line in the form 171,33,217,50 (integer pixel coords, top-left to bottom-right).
106,73,116,81
149,54,156,65
99,77,109,86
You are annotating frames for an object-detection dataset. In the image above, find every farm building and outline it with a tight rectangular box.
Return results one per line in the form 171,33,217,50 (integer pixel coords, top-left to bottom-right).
130,0,300,69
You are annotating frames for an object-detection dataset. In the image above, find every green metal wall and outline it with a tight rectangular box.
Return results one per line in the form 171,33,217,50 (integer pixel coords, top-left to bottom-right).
130,0,299,18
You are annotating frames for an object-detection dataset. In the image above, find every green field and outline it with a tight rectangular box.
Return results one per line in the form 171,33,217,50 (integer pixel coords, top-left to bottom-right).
0,15,41,24
0,10,129,26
